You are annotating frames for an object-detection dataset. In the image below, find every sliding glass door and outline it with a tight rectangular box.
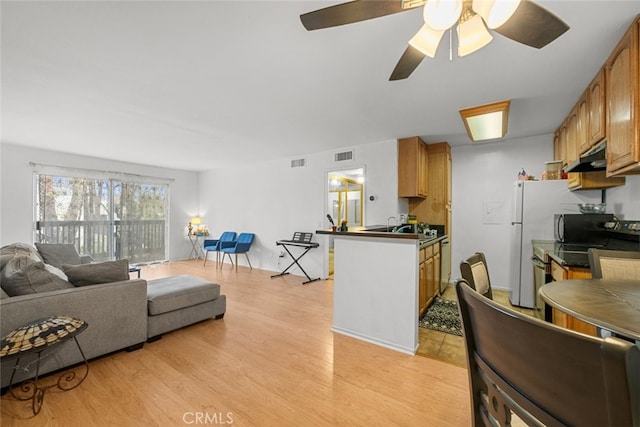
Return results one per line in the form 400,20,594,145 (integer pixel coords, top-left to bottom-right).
35,174,168,264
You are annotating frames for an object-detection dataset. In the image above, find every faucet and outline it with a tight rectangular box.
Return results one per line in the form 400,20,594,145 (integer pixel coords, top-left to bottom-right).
387,216,396,232
395,224,414,233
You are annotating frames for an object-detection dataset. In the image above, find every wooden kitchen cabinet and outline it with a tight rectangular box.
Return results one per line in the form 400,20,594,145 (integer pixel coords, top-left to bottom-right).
419,261,427,315
588,68,606,146
433,249,441,300
408,142,452,235
409,143,451,305
566,109,578,165
550,260,591,281
568,170,625,190
577,90,591,155
548,259,597,336
553,125,567,169
552,18,633,189
555,92,624,190
398,137,428,198
553,130,563,164
418,241,441,316
605,16,640,176
566,109,581,188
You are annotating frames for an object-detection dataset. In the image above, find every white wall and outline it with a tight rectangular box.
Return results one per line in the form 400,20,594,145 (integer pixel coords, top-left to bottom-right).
605,174,640,219
451,134,640,291
198,139,406,278
450,134,554,290
0,143,199,261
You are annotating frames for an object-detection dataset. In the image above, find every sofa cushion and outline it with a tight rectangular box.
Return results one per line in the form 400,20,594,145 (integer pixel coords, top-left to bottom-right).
61,259,130,287
0,256,74,296
0,243,42,271
35,243,82,268
147,275,220,315
1,288,9,299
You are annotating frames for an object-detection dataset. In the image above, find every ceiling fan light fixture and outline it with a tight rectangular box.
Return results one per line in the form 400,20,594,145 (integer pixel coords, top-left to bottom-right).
409,24,445,57
472,0,521,29
459,100,510,141
457,14,493,56
423,0,463,31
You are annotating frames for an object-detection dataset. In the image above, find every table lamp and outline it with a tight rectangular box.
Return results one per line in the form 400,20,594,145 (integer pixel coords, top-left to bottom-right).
188,217,201,235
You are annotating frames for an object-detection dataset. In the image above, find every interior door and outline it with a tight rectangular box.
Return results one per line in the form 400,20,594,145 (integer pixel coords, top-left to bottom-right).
326,168,364,276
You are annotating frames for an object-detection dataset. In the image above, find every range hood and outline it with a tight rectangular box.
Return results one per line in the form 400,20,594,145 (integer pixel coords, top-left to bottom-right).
564,141,607,173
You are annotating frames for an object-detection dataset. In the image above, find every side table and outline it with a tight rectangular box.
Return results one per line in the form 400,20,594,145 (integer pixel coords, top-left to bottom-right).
129,266,142,278
187,234,205,259
1,316,89,415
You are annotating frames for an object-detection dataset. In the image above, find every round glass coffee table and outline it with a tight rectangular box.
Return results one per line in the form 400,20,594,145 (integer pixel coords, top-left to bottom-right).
1,316,89,415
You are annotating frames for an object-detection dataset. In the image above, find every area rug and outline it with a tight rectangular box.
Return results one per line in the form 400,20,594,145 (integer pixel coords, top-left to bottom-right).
419,297,463,336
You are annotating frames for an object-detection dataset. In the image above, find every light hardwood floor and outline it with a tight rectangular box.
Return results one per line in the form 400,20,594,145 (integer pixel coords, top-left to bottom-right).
1,260,470,426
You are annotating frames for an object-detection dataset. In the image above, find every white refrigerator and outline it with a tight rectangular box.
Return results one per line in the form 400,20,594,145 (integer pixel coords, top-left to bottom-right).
509,180,601,308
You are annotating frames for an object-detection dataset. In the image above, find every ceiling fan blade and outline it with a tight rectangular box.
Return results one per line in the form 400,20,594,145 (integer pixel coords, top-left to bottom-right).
389,45,426,81
494,0,569,49
300,0,420,31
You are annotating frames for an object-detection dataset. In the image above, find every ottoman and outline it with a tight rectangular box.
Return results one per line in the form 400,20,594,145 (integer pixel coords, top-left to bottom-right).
146,275,226,339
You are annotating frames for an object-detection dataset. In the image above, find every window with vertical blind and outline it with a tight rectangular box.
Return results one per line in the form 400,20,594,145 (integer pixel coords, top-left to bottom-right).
34,165,170,264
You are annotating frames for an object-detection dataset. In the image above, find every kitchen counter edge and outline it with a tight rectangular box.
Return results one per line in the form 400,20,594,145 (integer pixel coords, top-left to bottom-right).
315,227,447,247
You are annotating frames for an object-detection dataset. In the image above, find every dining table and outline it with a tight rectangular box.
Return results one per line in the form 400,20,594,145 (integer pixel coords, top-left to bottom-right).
539,278,640,341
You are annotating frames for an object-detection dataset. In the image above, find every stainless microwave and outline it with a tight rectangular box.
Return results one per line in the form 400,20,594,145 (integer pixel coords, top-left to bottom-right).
554,213,614,244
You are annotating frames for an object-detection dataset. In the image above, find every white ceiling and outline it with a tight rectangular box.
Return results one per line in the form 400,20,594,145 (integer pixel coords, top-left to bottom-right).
2,1,639,172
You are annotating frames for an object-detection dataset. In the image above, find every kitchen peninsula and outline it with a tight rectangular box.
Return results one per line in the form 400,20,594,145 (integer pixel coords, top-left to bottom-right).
316,226,446,354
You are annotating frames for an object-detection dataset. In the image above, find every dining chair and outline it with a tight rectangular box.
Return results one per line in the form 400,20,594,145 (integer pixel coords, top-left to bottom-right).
459,252,493,299
588,248,640,280
219,233,255,271
203,231,237,267
455,279,640,427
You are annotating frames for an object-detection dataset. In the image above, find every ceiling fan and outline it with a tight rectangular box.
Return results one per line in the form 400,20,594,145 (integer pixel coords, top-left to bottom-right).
300,0,569,81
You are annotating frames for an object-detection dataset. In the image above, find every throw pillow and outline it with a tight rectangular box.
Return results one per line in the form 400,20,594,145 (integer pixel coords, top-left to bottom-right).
61,259,130,287
0,256,74,296
0,243,42,271
35,243,82,268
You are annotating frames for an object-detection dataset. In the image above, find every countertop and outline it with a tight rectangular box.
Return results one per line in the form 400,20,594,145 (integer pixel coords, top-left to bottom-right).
532,239,591,268
315,225,446,248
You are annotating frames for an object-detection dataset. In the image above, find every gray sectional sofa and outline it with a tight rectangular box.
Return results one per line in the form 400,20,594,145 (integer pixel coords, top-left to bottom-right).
0,243,225,389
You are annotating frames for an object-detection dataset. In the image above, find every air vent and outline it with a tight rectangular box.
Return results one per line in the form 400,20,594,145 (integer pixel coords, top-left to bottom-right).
290,158,306,168
334,150,354,162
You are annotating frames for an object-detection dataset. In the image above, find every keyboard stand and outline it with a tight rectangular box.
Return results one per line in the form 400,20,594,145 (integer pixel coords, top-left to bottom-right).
271,239,320,285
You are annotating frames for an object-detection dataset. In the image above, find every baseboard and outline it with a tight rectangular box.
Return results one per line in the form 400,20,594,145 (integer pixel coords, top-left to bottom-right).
330,326,417,356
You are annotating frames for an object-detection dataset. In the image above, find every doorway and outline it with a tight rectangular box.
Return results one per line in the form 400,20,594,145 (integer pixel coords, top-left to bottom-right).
326,167,364,276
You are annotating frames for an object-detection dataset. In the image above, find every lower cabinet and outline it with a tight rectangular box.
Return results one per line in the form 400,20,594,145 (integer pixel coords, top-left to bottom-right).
548,260,597,337
419,241,441,316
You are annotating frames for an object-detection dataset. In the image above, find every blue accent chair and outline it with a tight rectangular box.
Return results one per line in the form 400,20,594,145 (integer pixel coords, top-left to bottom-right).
203,231,237,267
219,233,255,271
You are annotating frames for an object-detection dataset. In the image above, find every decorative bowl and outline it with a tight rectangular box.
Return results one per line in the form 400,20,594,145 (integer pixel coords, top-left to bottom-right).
578,203,606,214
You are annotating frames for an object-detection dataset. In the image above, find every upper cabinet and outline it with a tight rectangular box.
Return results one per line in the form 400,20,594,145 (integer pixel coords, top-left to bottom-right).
398,137,428,198
606,16,640,175
588,69,606,147
576,90,590,155
554,15,639,186
408,142,452,235
566,108,581,188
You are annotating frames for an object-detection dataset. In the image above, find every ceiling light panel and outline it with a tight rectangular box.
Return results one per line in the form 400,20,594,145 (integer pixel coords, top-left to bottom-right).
459,100,510,142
